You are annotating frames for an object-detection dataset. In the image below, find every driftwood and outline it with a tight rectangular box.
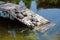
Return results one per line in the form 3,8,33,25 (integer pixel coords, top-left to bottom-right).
0,1,55,32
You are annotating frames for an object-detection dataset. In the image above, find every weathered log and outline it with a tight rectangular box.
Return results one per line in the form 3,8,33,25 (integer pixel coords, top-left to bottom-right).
0,1,55,32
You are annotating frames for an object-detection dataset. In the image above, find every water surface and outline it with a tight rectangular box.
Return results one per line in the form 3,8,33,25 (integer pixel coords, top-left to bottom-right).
0,0,60,40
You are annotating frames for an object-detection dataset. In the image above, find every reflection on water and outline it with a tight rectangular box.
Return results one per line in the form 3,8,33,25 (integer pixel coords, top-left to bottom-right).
0,0,60,40
37,8,60,40
0,17,38,40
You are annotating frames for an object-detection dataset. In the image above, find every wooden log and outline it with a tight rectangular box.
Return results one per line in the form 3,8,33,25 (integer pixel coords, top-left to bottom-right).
0,1,56,32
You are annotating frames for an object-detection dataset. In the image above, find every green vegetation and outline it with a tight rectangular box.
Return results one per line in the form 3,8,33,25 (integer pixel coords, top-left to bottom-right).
36,0,60,9
0,29,37,40
0,0,60,9
23,0,33,8
49,0,58,4
0,0,20,4
56,31,60,40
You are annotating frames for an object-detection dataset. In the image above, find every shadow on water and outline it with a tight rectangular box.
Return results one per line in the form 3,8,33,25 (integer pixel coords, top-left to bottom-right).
0,17,38,40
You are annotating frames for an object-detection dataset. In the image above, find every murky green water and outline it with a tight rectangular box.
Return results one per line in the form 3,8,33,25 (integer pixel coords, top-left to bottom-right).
0,0,60,40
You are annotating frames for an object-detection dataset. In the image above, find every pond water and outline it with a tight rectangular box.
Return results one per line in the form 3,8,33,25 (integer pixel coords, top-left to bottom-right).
0,0,60,40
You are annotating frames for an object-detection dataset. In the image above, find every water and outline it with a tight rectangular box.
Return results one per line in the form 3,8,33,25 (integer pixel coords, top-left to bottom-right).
0,0,60,40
